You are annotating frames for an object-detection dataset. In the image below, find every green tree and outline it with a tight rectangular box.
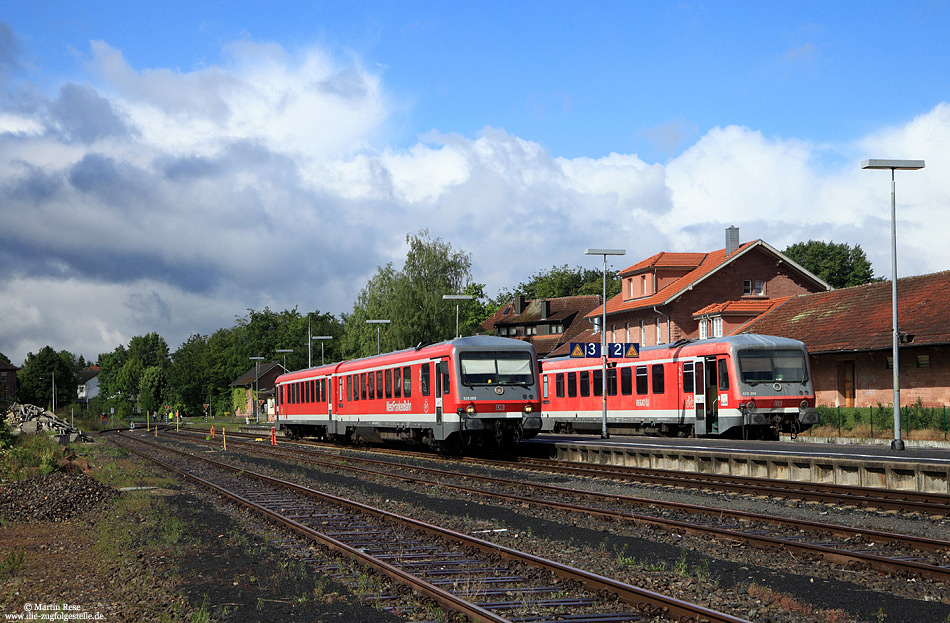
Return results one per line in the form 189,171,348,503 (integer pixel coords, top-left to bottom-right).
96,333,170,416
138,365,168,415
343,230,484,357
16,346,77,412
494,264,622,307
783,240,877,288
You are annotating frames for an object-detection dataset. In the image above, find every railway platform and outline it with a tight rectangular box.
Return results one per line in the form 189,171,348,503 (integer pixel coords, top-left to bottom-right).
521,433,950,494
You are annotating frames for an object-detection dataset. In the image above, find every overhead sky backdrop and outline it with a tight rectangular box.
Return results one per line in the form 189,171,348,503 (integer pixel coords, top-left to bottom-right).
2,1,949,365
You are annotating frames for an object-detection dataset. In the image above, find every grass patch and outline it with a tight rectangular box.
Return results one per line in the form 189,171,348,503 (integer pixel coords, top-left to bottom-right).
0,432,66,482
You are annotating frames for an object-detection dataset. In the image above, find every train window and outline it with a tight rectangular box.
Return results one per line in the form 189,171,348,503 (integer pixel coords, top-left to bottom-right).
636,366,648,394
579,371,590,397
368,372,376,400
441,363,451,395
393,367,402,398
361,373,367,401
652,364,665,394
592,369,603,397
421,364,431,396
682,362,693,394
346,376,352,401
620,367,632,395
320,379,326,402
376,371,383,400
403,366,412,397
308,380,314,403
567,372,577,398
385,369,393,398
607,368,617,396
555,373,565,398
543,375,549,399
718,359,729,390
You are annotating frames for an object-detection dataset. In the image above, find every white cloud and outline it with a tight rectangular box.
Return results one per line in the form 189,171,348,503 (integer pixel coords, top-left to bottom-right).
3,34,950,365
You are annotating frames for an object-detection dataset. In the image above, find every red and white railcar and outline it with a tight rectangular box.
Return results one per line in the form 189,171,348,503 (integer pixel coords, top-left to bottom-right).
274,336,541,451
540,334,818,439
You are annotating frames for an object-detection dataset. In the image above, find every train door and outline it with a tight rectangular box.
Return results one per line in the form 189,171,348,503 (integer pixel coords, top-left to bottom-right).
434,360,446,424
705,357,719,434
683,360,706,435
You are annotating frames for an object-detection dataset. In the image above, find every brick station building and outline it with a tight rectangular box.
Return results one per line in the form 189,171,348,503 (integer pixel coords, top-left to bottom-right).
738,271,950,408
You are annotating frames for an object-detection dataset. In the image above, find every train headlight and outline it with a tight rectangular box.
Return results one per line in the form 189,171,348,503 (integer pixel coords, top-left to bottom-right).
465,404,477,416
800,399,808,409
743,399,756,412
523,404,533,414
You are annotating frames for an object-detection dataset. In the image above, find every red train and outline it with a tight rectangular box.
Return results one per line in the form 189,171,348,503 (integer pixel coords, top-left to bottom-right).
274,336,542,452
539,335,818,440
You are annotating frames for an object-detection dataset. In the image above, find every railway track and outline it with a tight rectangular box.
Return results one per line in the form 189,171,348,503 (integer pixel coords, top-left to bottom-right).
198,428,950,516
113,431,750,623
169,429,950,585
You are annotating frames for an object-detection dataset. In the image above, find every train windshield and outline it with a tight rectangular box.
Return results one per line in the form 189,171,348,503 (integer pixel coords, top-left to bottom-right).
737,349,808,385
459,351,535,387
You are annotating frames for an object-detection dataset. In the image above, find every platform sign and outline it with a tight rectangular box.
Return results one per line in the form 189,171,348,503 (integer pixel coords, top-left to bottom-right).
606,342,640,358
569,342,601,358
570,342,640,358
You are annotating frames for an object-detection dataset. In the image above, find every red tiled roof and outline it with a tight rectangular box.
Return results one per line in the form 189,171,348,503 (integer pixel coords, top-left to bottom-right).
738,271,950,353
589,240,828,320
693,296,793,317
620,251,707,274
548,328,598,357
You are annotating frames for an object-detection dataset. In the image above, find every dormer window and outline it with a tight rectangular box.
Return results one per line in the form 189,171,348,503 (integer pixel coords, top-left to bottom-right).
743,280,765,296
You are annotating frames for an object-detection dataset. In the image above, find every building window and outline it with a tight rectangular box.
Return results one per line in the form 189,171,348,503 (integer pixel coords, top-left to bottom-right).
641,274,647,295
743,279,765,296
712,317,723,337
656,317,663,344
526,325,537,336
699,319,708,340
917,354,930,368
640,320,646,344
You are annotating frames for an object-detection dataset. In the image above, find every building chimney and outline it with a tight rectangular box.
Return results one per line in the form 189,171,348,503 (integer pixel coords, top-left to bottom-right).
514,294,527,314
725,226,740,256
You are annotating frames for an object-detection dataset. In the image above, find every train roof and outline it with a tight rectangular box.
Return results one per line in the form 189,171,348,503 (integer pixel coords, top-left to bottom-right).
275,335,537,383
542,334,807,367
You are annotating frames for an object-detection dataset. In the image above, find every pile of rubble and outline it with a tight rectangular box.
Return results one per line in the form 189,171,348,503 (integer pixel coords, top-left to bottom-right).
0,471,118,522
3,402,94,443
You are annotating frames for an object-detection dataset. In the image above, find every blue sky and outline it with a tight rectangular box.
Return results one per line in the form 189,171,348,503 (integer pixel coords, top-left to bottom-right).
2,1,949,364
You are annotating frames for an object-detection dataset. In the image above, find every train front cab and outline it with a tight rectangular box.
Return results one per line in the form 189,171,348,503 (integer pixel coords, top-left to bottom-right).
684,340,819,440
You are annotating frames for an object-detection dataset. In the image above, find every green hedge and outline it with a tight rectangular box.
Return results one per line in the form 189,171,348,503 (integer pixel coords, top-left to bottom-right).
816,401,949,436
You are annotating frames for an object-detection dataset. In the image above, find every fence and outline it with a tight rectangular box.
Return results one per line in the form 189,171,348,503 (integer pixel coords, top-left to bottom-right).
813,402,949,440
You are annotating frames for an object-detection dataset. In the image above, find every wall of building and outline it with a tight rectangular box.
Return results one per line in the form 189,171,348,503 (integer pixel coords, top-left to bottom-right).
811,347,950,408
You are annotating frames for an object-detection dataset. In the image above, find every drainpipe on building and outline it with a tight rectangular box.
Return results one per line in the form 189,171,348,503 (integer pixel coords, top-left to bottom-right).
654,306,671,344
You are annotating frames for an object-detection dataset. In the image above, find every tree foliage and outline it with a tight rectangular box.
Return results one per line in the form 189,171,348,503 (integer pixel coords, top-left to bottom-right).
16,346,78,411
783,240,878,289
495,264,622,305
342,230,487,357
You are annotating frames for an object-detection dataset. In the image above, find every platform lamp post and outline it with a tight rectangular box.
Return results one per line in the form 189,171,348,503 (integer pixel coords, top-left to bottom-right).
585,248,625,439
276,349,293,371
861,159,925,451
311,336,332,367
366,319,391,355
443,294,474,338
249,356,264,423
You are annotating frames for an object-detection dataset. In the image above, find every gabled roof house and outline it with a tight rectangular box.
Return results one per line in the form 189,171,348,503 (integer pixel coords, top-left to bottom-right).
582,227,831,351
481,295,601,357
